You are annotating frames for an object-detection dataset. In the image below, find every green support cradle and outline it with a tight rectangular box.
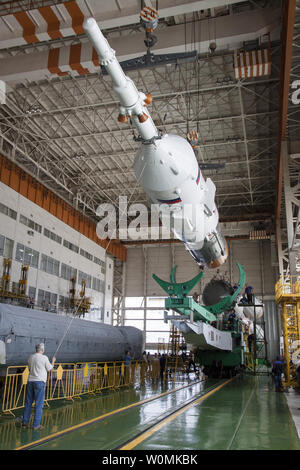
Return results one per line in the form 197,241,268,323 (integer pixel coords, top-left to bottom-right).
203,263,246,315
152,262,246,323
153,267,216,323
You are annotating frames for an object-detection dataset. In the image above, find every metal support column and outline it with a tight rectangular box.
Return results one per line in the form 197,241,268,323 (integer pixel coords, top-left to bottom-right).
282,142,300,276
143,246,148,348
112,258,126,326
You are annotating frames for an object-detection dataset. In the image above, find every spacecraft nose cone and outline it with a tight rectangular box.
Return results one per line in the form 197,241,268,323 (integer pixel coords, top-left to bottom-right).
83,17,97,30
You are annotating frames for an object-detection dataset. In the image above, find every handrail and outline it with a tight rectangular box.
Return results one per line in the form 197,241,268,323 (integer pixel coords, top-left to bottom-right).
1,359,191,416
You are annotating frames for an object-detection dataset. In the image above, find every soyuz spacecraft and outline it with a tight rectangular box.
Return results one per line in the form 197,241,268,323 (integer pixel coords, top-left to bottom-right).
84,18,228,269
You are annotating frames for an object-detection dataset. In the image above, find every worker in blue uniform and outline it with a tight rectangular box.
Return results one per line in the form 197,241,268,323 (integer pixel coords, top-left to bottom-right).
272,356,283,392
296,363,300,392
228,311,236,330
244,284,254,304
124,350,132,366
160,354,166,379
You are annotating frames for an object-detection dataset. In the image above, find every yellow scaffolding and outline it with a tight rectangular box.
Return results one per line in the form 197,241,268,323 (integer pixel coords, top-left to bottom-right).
168,324,186,356
275,276,300,387
0,261,29,302
1,258,11,294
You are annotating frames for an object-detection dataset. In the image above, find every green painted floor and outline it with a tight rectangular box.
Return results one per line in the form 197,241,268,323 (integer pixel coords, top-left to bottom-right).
1,375,299,450
134,375,300,451
0,378,207,450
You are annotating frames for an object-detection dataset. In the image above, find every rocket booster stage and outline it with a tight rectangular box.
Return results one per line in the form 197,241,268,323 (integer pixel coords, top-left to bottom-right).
84,18,228,268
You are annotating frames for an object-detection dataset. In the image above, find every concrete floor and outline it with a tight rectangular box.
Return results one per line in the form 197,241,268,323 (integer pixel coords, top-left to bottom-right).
1,375,300,450
132,375,300,450
285,389,300,439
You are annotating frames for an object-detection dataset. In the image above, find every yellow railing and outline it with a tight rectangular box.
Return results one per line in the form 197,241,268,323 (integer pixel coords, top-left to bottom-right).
275,276,300,303
2,366,29,414
275,276,300,387
1,358,194,416
244,352,255,372
1,360,140,416
0,388,124,449
45,363,76,403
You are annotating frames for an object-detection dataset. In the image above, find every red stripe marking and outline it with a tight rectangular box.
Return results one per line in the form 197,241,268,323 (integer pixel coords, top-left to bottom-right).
14,11,39,43
38,6,63,40
69,43,90,75
92,47,100,67
48,48,68,76
158,198,182,205
64,0,85,35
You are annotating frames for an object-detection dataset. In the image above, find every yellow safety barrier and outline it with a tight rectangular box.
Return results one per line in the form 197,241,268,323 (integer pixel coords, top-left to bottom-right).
244,352,255,372
2,366,29,415
45,363,76,403
1,360,140,416
1,358,194,416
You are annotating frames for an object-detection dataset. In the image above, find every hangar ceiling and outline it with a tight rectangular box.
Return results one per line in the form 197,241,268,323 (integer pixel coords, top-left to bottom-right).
0,0,284,238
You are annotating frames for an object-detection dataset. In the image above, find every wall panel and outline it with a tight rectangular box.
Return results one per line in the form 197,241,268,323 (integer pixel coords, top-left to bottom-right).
1,162,10,185
10,168,20,192
19,177,29,198
42,191,50,212
146,245,172,296
125,239,276,297
35,185,43,207
0,154,126,261
125,247,144,297
49,196,58,217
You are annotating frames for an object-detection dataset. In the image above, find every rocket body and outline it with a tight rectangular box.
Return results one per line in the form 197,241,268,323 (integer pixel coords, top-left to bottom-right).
84,18,228,268
134,134,228,268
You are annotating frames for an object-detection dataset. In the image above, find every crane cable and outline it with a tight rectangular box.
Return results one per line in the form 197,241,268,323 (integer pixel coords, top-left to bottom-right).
54,159,149,358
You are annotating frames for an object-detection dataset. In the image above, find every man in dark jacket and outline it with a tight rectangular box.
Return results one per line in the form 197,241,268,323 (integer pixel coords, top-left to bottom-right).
160,354,166,379
296,363,300,392
272,356,283,392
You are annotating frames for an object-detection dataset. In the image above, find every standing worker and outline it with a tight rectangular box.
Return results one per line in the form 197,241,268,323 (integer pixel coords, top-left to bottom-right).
187,352,196,374
22,343,56,430
124,350,133,366
296,362,300,392
244,284,254,304
124,350,134,383
151,353,160,379
272,356,283,392
160,353,166,380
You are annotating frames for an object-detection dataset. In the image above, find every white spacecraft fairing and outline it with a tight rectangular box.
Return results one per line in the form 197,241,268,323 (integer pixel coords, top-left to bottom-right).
83,18,228,268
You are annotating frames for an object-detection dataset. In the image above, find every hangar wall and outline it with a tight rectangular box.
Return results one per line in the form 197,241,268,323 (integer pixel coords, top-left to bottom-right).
125,239,277,298
122,240,280,357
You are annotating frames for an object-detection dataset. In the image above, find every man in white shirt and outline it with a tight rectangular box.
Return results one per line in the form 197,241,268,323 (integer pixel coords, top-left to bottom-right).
22,343,56,430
